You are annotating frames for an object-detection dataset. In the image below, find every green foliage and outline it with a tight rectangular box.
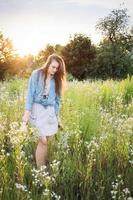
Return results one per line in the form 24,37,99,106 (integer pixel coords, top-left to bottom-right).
0,31,33,80
62,33,96,80
95,8,133,79
0,7,133,82
66,73,77,81
0,77,133,199
0,32,17,80
96,8,129,41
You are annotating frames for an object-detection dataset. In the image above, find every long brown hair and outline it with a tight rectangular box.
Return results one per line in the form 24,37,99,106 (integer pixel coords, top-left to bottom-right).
40,53,67,97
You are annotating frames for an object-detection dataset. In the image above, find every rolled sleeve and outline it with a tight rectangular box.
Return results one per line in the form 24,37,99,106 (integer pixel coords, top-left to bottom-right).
25,71,38,111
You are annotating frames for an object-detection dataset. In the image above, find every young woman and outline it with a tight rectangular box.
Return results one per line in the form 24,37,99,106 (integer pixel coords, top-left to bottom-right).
21,53,67,169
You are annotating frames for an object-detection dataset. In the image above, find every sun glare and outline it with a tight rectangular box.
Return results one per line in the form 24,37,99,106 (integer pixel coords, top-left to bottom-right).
8,27,66,57
12,32,101,57
12,33,45,57
7,21,50,57
6,22,102,57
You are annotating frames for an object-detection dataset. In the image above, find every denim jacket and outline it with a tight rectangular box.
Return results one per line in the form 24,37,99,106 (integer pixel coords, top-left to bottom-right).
25,68,61,115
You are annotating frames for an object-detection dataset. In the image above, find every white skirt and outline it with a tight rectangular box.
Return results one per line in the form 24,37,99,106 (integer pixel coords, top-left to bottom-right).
29,102,58,137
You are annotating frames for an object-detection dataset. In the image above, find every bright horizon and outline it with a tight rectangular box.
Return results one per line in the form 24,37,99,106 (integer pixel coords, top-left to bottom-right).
2,17,102,57
0,0,132,56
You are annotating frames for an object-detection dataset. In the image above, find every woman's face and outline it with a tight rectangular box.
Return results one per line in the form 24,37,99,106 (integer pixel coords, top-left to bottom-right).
47,59,59,76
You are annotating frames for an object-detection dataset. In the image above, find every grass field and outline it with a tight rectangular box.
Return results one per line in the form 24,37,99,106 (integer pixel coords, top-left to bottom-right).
0,76,133,200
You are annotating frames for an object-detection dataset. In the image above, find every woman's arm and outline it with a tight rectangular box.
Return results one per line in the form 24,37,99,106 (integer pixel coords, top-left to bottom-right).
54,95,64,128
54,95,61,117
25,70,38,111
22,70,38,124
22,110,31,124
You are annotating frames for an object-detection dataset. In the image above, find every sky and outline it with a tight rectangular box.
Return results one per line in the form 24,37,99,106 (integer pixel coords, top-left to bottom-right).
0,0,133,56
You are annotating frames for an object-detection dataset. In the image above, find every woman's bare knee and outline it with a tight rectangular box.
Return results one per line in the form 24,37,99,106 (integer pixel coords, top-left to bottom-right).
39,136,48,145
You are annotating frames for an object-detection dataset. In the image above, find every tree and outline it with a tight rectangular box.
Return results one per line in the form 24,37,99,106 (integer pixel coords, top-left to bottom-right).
0,31,18,80
95,8,133,79
36,44,55,66
96,8,129,43
62,33,96,80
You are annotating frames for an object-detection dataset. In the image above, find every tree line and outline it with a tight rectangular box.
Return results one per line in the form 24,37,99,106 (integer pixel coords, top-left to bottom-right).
0,7,133,81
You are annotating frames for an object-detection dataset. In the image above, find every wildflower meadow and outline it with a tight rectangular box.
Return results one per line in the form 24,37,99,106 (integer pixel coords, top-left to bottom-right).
0,76,133,200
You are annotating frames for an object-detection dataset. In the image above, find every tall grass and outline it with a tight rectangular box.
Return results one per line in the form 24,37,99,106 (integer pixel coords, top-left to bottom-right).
0,76,133,200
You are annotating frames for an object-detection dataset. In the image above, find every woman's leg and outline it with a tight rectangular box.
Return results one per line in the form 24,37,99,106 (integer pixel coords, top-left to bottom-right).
35,135,53,169
35,136,48,169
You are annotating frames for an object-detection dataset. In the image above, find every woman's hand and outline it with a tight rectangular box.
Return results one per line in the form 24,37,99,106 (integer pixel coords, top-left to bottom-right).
56,114,63,129
22,110,31,124
20,110,31,132
20,122,28,132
